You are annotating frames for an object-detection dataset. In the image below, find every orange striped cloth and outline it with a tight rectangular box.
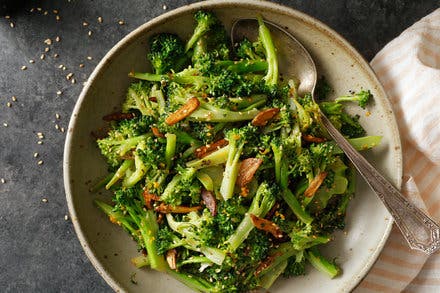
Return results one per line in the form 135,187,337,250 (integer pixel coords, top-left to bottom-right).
356,8,440,293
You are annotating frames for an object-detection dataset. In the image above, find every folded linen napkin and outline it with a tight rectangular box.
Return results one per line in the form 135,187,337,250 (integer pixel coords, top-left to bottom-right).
355,8,440,293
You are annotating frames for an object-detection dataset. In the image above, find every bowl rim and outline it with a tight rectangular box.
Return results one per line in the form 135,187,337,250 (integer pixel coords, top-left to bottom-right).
63,0,402,291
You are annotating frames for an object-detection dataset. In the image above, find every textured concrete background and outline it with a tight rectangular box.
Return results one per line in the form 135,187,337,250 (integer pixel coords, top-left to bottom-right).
0,0,438,292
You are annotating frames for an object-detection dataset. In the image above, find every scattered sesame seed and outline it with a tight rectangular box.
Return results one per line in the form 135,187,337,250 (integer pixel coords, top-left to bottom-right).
44,47,50,53
58,64,63,69
29,59,35,64
118,20,125,25
66,73,73,80
34,152,39,158
62,66,66,70
83,21,89,26
55,113,60,119
6,102,11,107
44,38,52,45
30,8,35,12
0,178,5,184
11,96,17,102
55,36,60,42
3,123,8,127
71,78,76,84
43,11,48,15
36,132,44,139
53,53,59,58
61,127,65,133
88,30,92,36
56,15,61,21
55,124,60,130
53,9,58,14
97,16,103,23
79,63,84,68
57,90,62,95
87,56,92,60
40,54,45,60
5,15,10,19
37,141,43,145
21,65,27,70
163,4,168,10
64,214,69,221
10,22,15,28
41,198,48,203
37,160,44,165
37,7,42,11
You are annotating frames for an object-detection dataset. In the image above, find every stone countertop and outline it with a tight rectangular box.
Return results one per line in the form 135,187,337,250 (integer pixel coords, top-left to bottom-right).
0,0,438,292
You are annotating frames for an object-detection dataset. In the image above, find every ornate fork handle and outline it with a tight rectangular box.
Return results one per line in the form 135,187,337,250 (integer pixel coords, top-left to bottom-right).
320,113,440,254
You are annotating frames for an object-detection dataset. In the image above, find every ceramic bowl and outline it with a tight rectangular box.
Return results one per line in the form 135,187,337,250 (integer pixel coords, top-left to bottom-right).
64,1,402,292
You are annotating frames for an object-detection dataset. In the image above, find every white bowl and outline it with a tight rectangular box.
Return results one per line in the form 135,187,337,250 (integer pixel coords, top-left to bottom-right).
64,1,402,292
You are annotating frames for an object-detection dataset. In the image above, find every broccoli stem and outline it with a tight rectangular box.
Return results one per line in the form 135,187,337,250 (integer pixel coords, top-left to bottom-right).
259,259,288,290
129,71,207,85
229,94,267,110
227,182,275,252
165,133,177,169
196,171,214,191
106,160,134,189
186,145,229,169
131,255,150,268
167,269,215,292
190,107,260,122
95,200,138,236
258,242,299,276
257,16,278,86
330,136,382,154
215,60,268,73
150,84,166,114
117,134,150,156
282,189,313,224
124,155,148,188
270,142,282,185
178,256,212,267
89,173,114,193
220,138,244,201
175,130,201,146
306,247,341,279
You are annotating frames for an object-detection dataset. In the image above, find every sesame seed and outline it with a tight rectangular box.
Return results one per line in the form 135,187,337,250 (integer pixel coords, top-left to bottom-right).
66,73,73,80
55,36,60,42
10,22,14,28
37,141,43,145
86,56,92,60
56,15,60,21
40,54,45,60
6,102,11,107
21,65,27,70
44,38,52,45
56,90,62,95
71,78,76,84
30,8,35,12
55,124,60,130
29,59,35,64
58,64,63,69
118,20,125,25
37,7,42,11
79,63,84,68
3,123,8,127
53,9,58,14
55,113,60,119
53,53,59,58
61,127,65,133
11,96,17,102
37,160,44,165
163,4,168,10
83,21,89,26
36,132,44,139
97,16,103,23
34,152,39,158
5,15,10,19
41,198,48,203
0,178,5,184
43,11,48,15
88,30,92,36
64,214,69,221
44,47,50,53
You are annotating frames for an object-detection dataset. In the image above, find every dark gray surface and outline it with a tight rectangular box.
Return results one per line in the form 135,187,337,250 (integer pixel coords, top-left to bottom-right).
0,0,438,292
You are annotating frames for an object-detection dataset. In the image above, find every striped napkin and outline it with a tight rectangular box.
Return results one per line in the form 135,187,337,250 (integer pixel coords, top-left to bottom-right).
356,8,440,293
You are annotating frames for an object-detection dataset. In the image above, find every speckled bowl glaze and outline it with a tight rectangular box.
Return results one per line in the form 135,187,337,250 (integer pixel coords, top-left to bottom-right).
64,1,402,292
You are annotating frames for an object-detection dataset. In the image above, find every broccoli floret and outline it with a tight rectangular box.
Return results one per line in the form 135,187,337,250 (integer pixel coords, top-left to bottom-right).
289,222,330,251
314,77,332,101
236,38,264,61
148,33,187,74
160,166,201,206
123,81,159,117
220,125,257,200
283,252,306,277
335,90,372,109
227,182,276,252
186,10,219,52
